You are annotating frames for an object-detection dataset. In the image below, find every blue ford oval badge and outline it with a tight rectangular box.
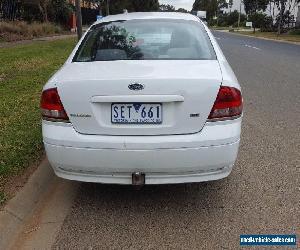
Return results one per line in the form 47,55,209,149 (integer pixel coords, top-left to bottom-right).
128,83,145,91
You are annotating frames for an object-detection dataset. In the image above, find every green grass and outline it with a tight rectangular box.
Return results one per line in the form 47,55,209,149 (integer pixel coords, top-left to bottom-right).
210,26,252,31
210,26,231,31
0,38,76,186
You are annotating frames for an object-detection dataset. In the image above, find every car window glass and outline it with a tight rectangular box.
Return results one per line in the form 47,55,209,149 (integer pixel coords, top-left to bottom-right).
73,19,216,61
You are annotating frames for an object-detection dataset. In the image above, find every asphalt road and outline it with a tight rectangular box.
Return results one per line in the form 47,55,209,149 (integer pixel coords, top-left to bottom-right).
14,32,300,249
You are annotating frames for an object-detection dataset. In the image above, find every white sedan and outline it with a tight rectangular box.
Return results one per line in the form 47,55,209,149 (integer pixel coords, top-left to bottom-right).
41,12,242,185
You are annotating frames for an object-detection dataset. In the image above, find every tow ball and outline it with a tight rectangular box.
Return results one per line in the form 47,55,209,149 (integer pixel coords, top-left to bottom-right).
132,172,145,186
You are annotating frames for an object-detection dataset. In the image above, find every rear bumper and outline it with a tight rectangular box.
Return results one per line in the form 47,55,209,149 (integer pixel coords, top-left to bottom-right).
43,119,241,184
45,142,238,184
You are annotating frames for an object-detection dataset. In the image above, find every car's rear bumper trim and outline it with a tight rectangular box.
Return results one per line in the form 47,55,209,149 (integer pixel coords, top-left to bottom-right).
45,141,239,184
54,165,233,185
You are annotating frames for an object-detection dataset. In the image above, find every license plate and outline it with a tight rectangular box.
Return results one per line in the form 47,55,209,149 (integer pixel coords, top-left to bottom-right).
111,103,162,124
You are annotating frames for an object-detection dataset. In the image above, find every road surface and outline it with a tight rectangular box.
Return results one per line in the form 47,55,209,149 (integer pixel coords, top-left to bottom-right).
11,32,300,250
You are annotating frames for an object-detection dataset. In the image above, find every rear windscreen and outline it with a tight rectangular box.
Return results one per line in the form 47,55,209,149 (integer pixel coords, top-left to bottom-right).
73,19,216,62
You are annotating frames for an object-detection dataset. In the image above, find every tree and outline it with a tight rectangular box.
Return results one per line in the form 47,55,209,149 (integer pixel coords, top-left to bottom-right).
22,0,72,23
177,8,189,13
228,0,233,11
243,0,269,15
24,0,51,22
227,0,234,14
249,12,272,32
274,0,300,34
132,0,159,12
84,0,159,15
227,10,246,26
49,0,73,25
242,0,269,32
159,4,176,12
82,0,104,15
192,0,229,20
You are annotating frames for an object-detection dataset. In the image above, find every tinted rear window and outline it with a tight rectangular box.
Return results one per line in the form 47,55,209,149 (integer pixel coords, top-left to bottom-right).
73,19,216,62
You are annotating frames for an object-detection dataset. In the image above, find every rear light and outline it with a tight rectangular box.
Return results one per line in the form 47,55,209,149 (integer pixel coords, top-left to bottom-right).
208,86,242,121
40,88,69,122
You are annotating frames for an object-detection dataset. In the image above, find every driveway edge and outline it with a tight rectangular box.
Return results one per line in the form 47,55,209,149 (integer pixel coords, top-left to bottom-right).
0,159,55,250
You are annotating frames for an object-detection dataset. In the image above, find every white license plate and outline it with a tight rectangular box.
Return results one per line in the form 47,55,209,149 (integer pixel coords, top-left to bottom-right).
111,103,162,124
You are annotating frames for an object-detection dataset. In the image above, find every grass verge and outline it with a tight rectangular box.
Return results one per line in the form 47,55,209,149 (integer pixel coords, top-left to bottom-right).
210,26,231,31
236,31,300,43
0,37,76,195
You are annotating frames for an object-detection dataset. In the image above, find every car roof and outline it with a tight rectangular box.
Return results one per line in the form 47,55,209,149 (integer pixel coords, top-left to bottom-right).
94,12,200,24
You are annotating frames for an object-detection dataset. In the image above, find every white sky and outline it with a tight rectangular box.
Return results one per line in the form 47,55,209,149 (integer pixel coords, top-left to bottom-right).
159,0,243,11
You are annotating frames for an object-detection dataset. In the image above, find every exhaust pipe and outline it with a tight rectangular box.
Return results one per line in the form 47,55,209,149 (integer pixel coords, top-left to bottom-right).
132,172,145,186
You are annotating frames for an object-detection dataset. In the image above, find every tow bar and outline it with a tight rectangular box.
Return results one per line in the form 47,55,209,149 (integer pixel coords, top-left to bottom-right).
132,172,145,186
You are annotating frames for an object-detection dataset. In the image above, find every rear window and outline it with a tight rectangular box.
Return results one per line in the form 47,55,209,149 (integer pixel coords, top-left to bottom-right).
73,19,216,62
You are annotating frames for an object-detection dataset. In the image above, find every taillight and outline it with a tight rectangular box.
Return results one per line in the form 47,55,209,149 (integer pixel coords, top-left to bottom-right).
40,88,69,122
208,86,243,121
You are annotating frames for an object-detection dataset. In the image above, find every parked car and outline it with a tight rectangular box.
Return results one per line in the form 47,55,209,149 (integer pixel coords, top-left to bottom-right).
41,12,243,185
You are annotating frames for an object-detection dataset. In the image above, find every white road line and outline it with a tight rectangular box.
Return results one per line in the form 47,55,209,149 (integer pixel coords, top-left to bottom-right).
215,37,221,40
244,44,261,50
252,46,261,50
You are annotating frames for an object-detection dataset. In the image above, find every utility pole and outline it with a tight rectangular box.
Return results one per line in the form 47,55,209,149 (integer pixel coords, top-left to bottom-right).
106,0,110,16
75,0,83,40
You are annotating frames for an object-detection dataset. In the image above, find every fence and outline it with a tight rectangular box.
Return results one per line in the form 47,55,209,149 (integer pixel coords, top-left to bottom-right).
0,0,22,21
0,1,97,25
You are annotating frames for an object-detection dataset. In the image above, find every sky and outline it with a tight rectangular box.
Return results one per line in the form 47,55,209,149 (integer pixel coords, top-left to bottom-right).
160,0,242,11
